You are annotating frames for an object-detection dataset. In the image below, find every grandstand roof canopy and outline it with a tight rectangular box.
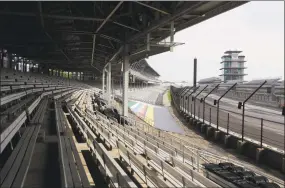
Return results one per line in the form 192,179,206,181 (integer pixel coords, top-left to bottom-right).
131,59,160,77
0,1,247,76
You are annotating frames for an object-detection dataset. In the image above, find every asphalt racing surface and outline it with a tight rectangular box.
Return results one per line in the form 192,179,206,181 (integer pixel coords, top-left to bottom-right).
154,106,184,134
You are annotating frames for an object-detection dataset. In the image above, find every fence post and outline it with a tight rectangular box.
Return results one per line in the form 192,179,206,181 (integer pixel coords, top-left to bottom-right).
260,118,263,147
209,108,211,125
227,113,229,135
198,104,200,118
190,104,192,117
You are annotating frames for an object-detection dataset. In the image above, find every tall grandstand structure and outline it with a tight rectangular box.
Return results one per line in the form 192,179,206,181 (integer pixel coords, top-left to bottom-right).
130,59,160,84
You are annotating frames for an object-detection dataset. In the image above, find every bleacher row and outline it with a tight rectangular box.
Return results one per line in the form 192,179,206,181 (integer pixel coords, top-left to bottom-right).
0,68,93,188
55,98,91,188
0,97,47,187
0,89,83,187
0,68,87,154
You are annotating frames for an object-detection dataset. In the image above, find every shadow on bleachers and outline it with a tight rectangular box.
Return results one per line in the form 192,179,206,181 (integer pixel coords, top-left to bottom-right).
81,150,108,188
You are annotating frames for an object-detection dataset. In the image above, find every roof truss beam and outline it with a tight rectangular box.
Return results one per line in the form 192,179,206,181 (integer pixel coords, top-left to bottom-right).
135,1,170,15
96,1,123,33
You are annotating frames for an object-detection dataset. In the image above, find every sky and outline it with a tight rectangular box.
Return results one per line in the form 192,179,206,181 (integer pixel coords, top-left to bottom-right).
147,1,284,83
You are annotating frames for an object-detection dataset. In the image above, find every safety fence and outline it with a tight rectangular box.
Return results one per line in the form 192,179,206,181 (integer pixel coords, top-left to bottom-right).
170,85,284,154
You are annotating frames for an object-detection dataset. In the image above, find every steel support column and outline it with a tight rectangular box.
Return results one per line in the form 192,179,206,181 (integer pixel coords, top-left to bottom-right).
106,68,109,100
102,69,105,96
8,53,12,69
123,45,130,117
107,63,112,104
170,21,174,52
0,49,3,68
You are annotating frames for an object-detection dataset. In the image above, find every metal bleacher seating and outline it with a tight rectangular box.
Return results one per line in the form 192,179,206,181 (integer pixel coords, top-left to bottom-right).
55,100,90,188
0,68,87,153
1,67,282,188
0,98,47,187
0,68,93,188
62,88,282,188
64,90,224,188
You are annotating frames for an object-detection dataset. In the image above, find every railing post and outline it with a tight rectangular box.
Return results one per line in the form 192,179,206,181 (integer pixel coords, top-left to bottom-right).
260,118,263,147
198,103,200,118
209,108,211,125
180,87,193,112
216,83,237,130
187,86,200,117
193,85,208,119
241,81,267,142
217,102,220,130
190,104,193,117
241,104,245,141
227,113,229,135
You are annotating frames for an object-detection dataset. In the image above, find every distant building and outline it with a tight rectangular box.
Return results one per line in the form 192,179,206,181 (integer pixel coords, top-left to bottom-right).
198,77,221,85
219,50,247,82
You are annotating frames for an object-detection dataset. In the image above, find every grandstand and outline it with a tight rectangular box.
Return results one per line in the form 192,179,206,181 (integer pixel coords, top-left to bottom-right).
1,1,283,188
0,68,229,188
